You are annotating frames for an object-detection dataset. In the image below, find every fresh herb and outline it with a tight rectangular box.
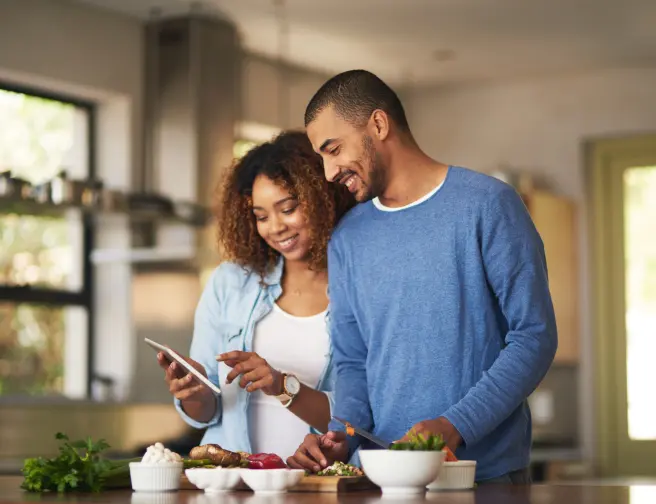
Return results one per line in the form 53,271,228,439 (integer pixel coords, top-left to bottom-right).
21,432,210,493
21,433,127,493
317,461,363,477
389,430,446,451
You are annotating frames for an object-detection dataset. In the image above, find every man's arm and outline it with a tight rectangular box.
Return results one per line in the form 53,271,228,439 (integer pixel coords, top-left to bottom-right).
442,186,558,447
327,237,373,458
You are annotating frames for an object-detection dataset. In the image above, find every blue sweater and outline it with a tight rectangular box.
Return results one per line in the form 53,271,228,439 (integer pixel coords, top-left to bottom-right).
327,166,557,480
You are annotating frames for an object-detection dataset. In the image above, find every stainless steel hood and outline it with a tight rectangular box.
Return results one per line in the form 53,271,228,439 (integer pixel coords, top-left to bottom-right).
133,13,241,265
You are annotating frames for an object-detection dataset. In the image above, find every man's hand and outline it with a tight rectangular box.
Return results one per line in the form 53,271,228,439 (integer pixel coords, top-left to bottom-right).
286,432,349,473
399,417,463,452
217,351,283,395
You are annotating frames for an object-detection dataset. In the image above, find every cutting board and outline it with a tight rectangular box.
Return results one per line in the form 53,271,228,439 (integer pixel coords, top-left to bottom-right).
289,474,375,493
180,474,376,493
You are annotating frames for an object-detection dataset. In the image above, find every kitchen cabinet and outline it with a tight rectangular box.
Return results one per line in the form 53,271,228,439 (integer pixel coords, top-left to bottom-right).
523,190,579,364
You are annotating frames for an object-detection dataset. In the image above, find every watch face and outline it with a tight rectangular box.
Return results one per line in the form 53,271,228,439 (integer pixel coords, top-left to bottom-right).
286,375,301,395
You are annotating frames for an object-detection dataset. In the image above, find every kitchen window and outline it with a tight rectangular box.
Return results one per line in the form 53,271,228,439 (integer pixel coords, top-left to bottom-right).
0,83,94,399
233,139,259,160
232,121,282,162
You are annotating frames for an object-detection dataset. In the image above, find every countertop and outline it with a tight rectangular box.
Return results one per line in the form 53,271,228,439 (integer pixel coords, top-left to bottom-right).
2,476,656,504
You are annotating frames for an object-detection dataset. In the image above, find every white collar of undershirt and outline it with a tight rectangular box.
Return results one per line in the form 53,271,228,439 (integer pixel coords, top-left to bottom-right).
373,179,445,212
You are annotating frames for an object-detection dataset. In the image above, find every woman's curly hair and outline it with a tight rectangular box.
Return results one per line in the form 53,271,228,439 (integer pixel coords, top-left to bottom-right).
215,130,355,280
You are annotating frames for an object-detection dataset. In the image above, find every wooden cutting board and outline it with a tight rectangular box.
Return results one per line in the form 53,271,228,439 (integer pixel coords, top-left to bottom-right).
180,474,376,493
290,474,376,493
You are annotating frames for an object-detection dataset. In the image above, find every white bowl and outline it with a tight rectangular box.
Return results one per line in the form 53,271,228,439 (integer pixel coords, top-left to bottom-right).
238,469,305,494
427,460,477,491
359,449,445,496
184,467,243,494
129,462,183,492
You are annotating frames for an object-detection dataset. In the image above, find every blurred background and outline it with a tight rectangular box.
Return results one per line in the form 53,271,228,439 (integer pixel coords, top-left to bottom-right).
0,0,655,483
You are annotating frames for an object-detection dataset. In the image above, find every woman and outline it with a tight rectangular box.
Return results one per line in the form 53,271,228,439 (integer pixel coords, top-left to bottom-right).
157,130,353,459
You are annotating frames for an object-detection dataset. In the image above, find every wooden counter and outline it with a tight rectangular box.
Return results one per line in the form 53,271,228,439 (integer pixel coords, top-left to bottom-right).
2,476,655,504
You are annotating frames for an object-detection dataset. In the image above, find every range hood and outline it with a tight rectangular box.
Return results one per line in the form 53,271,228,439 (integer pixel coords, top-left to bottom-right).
129,13,241,266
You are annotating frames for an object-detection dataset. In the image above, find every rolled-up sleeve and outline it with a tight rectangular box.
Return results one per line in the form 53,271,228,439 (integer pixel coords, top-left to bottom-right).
174,268,225,429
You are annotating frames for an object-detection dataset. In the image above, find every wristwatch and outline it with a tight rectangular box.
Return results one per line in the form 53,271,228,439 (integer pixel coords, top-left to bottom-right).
276,373,301,407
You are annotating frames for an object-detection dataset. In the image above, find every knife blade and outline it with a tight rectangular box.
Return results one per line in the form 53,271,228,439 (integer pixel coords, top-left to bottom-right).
332,416,391,449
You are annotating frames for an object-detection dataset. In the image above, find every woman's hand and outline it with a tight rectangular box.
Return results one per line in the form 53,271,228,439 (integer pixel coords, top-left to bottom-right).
157,352,213,402
217,351,283,395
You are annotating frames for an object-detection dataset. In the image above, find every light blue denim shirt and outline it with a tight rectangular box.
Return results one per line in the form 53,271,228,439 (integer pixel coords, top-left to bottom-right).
174,259,335,454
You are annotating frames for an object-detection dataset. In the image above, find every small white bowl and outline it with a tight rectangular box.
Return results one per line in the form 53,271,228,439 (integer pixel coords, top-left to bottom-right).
129,462,183,492
184,467,243,494
427,460,477,491
239,468,305,494
359,449,445,496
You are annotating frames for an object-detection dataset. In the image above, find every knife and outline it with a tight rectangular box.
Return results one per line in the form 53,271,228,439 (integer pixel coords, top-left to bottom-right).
332,416,391,449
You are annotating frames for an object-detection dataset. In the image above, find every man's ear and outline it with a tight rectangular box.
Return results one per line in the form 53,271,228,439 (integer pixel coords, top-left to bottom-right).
369,109,390,142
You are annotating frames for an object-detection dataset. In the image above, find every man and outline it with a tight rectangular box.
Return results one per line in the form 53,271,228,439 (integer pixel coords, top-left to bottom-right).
286,70,557,483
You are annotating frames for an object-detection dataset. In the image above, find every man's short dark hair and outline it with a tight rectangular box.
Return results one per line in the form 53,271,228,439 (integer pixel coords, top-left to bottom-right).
304,70,410,132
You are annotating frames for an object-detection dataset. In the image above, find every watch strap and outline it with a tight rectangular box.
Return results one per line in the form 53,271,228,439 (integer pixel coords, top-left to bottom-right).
275,373,299,404
275,392,292,402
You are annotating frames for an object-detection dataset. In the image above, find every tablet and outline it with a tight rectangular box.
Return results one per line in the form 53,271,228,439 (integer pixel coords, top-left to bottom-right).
144,337,222,396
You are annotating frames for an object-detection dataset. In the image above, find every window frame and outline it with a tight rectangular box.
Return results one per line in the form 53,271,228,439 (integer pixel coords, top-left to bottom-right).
588,134,656,476
0,80,96,397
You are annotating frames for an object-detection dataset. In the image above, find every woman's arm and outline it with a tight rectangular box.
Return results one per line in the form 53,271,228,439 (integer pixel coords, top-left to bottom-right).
284,382,330,433
218,351,331,433
180,395,218,423
169,267,227,427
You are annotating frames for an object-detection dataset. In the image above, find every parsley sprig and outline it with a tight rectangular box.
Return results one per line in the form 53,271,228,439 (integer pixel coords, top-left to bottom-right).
21,433,135,493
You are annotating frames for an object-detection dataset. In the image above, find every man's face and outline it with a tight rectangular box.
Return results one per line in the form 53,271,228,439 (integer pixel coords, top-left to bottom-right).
307,107,387,203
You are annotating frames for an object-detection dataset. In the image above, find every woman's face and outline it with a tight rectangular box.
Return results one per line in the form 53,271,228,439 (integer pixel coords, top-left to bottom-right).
251,174,312,263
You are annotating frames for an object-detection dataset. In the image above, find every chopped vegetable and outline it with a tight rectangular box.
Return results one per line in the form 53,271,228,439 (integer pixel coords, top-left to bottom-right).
317,461,363,477
389,430,446,451
189,444,242,467
21,432,210,493
246,453,287,469
237,452,251,468
443,446,458,462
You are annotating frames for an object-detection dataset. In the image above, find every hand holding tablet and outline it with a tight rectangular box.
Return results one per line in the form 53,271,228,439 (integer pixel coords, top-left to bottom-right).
145,338,221,396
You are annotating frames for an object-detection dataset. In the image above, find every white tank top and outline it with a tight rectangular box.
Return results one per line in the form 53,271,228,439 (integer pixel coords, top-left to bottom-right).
248,302,329,458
